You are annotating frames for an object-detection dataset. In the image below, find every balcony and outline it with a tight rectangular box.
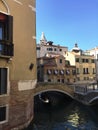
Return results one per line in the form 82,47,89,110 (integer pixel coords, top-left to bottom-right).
0,41,14,57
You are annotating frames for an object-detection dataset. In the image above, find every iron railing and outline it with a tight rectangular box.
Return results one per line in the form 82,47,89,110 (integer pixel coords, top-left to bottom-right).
0,41,14,57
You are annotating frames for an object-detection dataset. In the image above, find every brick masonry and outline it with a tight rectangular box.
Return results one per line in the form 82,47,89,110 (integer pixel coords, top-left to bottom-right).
1,80,35,130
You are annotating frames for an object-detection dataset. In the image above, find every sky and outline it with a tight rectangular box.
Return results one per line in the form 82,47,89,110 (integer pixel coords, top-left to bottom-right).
36,0,98,51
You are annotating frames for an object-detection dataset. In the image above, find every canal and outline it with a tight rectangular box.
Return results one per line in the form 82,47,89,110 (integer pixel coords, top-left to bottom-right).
25,93,98,130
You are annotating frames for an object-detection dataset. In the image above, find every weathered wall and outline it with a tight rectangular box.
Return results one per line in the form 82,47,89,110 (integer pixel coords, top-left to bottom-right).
0,0,36,129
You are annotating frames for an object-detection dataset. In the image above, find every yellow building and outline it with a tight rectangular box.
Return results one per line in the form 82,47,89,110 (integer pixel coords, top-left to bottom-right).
65,44,96,83
0,0,36,129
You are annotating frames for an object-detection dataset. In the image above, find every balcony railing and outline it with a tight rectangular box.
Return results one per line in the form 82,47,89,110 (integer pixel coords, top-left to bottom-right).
0,41,14,57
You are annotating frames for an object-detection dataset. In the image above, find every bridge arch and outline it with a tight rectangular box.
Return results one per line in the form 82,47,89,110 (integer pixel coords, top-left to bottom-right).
34,83,74,99
34,88,74,99
89,96,98,105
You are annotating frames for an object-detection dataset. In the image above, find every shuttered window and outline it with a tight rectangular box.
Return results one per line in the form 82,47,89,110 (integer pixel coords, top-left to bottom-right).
7,15,13,42
0,13,13,56
0,13,13,42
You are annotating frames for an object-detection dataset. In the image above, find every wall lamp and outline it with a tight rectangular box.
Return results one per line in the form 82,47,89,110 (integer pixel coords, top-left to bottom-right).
29,63,34,70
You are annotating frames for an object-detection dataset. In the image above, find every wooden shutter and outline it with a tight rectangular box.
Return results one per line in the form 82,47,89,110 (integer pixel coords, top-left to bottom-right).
7,15,13,43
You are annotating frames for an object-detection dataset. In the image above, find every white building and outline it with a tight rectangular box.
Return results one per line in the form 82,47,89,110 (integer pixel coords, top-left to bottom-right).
84,47,98,82
65,43,82,66
88,47,98,59
36,32,68,58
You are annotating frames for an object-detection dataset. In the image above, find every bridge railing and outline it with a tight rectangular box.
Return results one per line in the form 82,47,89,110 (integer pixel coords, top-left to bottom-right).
74,83,98,95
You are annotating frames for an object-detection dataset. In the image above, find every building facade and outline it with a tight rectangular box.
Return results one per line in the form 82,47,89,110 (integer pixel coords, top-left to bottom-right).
85,47,98,59
0,0,36,130
86,47,98,83
65,44,96,82
37,54,76,84
37,32,68,58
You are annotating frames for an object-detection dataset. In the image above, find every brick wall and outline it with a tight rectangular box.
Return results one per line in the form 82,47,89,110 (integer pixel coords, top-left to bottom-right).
1,80,35,130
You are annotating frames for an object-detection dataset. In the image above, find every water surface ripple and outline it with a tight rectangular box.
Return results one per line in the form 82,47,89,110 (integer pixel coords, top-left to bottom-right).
26,99,98,130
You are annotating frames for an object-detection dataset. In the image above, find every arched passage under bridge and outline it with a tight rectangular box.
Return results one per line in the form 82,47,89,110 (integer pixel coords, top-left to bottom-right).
34,83,75,105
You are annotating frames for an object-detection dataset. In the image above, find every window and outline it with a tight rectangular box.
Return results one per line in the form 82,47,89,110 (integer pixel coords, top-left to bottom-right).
37,47,40,50
57,79,60,82
93,68,96,74
0,106,6,122
0,105,8,124
82,59,85,63
86,68,89,74
76,58,79,62
72,69,76,75
76,68,79,74
59,49,62,51
82,59,89,63
66,70,70,75
0,13,13,41
83,68,89,74
47,48,53,51
54,70,58,75
65,60,70,65
0,68,7,95
48,79,51,82
54,48,57,51
83,68,85,74
60,70,64,75
60,59,62,63
0,13,13,56
86,59,89,63
47,69,52,75
91,59,95,63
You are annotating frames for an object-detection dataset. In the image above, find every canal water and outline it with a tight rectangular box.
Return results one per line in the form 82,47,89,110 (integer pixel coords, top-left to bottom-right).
26,95,98,130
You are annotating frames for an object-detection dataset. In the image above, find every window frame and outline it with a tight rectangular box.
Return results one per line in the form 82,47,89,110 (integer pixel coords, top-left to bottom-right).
0,104,9,124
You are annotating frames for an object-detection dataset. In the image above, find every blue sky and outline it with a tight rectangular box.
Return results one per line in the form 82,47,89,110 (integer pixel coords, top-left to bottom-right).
36,0,98,50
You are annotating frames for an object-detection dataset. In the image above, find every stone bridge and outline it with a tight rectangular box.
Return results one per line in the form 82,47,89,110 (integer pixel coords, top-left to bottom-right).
74,91,98,105
34,83,98,105
34,83,74,99
74,84,98,105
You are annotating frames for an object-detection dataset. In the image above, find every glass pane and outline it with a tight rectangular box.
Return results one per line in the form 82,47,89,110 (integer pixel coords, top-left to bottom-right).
0,107,6,121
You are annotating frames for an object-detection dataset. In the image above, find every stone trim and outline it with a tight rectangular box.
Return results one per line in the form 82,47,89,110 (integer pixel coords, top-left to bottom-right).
18,79,37,91
13,0,23,5
28,4,36,12
0,0,10,14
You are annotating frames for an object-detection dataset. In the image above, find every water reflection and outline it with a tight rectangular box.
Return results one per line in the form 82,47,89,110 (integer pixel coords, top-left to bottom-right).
26,99,98,130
